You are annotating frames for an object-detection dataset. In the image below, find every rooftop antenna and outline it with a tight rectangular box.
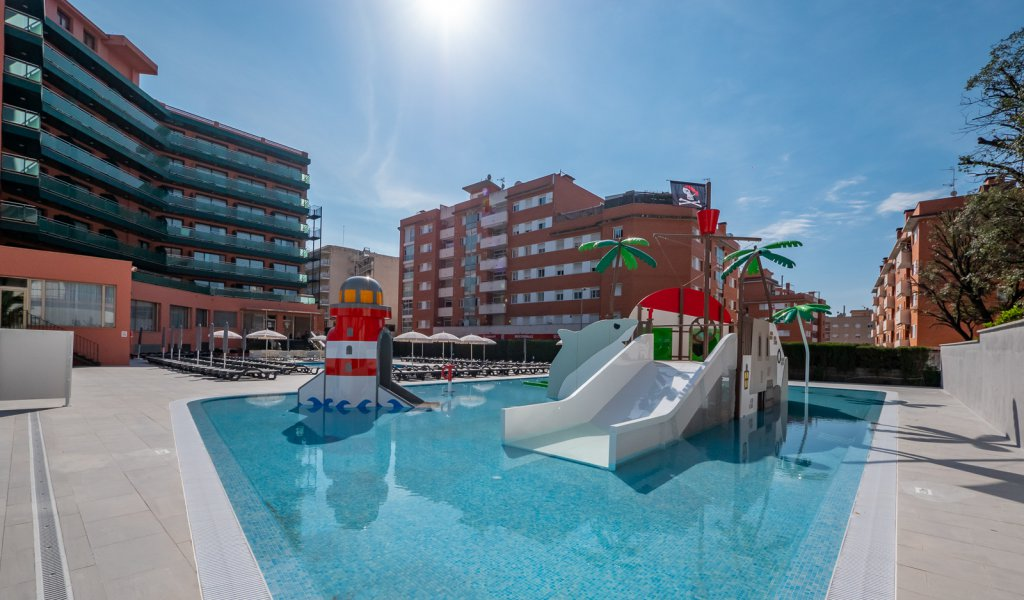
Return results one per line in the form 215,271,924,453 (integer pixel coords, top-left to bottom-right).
943,166,958,196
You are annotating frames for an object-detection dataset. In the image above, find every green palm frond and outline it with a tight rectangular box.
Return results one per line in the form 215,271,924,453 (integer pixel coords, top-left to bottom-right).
763,240,803,250
620,237,650,247
721,256,750,279
759,249,797,269
626,246,657,268
579,240,618,252
773,303,831,324
594,249,618,272
621,250,639,270
771,307,799,324
723,248,754,264
746,260,762,275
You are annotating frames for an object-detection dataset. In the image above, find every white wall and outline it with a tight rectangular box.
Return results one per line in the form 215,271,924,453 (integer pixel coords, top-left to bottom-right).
941,320,1024,444
0,329,73,406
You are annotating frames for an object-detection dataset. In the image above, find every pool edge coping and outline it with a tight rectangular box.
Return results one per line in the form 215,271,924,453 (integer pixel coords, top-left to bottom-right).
170,395,273,600
822,383,899,600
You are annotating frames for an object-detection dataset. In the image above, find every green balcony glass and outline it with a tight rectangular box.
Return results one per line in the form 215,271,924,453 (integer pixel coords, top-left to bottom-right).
3,56,41,82
5,8,44,35
2,104,41,129
1,153,40,176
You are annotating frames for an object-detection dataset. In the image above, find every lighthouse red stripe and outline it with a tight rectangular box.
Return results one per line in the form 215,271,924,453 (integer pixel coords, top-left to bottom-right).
325,358,377,377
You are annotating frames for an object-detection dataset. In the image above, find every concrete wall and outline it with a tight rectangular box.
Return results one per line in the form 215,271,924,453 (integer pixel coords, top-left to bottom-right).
941,320,1024,443
0,329,72,405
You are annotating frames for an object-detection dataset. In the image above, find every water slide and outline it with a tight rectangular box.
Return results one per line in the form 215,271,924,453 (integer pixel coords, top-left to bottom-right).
502,333,737,470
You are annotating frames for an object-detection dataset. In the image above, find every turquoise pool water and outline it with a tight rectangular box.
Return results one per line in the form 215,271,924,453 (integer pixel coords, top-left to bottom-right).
190,382,885,599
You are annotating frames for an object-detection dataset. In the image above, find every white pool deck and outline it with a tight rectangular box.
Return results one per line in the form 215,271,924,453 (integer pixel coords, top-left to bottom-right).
1,367,1023,599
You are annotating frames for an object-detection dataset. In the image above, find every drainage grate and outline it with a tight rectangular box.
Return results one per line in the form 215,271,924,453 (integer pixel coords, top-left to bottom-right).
28,412,74,600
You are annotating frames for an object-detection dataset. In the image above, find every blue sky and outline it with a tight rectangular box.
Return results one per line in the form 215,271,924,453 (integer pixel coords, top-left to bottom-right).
76,0,1023,311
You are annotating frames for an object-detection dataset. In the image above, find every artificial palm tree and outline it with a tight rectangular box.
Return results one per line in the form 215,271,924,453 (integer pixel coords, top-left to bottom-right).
579,236,657,318
771,303,832,390
721,240,802,416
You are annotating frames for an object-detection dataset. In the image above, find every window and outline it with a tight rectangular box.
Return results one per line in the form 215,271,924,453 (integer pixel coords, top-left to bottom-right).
195,223,227,236
419,282,431,291
193,252,223,263
420,243,432,253
614,283,622,297
241,285,264,292
590,289,600,299
273,263,299,274
194,280,225,289
573,290,584,300
273,238,295,247
130,300,157,331
212,311,236,328
237,232,265,242
421,224,433,234
420,262,432,272
538,195,548,205
163,247,182,256
534,292,544,302
233,201,261,213
57,10,72,31
83,31,96,50
195,308,208,327
555,292,564,301
613,226,623,239
163,217,184,228
169,305,190,328
536,268,545,278
236,258,264,269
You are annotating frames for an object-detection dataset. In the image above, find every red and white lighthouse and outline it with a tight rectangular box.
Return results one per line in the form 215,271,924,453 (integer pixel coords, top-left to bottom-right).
325,276,390,405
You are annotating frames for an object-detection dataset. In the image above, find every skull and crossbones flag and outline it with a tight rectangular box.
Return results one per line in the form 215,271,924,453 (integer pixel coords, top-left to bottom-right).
670,181,708,209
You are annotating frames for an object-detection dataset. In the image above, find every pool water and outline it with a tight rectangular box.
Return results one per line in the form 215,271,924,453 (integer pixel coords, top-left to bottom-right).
190,382,885,599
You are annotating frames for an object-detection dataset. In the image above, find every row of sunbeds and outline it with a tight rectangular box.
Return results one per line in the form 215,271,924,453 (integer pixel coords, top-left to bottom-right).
145,356,279,380
393,361,549,381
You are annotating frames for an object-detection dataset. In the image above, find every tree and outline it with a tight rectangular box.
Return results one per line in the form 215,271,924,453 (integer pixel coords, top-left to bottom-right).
578,237,657,318
959,27,1024,185
771,303,831,390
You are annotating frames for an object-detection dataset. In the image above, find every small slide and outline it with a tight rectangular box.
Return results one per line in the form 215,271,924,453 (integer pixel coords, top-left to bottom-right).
502,333,737,470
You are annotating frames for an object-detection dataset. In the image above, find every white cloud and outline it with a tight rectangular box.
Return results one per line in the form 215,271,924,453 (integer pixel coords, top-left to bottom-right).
876,189,947,213
752,217,814,242
825,176,866,203
736,195,772,207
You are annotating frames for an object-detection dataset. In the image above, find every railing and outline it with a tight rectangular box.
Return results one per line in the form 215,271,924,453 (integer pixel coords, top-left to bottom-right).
5,7,43,35
26,315,101,365
479,279,507,293
439,247,455,259
480,256,507,271
42,46,308,184
3,55,41,82
480,211,508,228
479,303,507,315
438,267,455,279
440,227,455,239
438,287,454,298
480,233,507,249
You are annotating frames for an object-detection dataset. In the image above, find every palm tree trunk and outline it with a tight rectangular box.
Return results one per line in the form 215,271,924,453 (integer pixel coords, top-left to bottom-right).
734,267,745,419
798,315,810,390
757,255,774,320
609,256,620,318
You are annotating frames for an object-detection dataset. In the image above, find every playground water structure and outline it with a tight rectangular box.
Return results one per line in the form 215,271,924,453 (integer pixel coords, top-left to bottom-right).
185,381,887,599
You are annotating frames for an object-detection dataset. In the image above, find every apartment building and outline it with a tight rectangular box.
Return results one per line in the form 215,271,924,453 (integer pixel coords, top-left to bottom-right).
741,270,828,343
0,0,321,363
824,308,872,343
871,195,967,348
398,174,741,337
306,245,399,329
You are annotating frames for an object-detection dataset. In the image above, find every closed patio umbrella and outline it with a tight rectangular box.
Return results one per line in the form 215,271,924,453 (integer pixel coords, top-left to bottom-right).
430,331,459,361
395,331,429,359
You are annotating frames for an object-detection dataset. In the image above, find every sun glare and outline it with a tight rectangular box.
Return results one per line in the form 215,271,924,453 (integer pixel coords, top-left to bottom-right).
417,0,476,34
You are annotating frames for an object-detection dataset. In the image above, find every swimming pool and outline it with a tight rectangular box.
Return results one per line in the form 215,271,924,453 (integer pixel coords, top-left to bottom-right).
188,381,885,599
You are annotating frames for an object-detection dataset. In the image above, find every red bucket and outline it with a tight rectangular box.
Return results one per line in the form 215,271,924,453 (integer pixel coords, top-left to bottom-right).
697,209,720,235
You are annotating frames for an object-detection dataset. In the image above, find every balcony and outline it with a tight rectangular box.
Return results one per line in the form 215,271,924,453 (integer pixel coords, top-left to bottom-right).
881,319,894,332
479,233,508,249
440,227,455,240
42,46,308,186
166,255,306,285
437,307,453,318
480,256,507,271
895,280,912,297
438,266,454,279
39,176,307,260
479,279,507,293
5,8,43,36
439,247,455,259
438,287,454,298
895,308,911,326
882,296,894,309
479,303,507,315
480,211,508,228
132,271,313,304
895,247,912,270
440,205,454,220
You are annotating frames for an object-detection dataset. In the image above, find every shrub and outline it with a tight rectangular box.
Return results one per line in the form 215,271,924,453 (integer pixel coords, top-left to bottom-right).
781,342,939,386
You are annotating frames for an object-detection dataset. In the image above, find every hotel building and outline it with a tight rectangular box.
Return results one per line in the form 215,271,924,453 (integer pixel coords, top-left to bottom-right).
740,269,828,343
0,0,321,364
871,195,967,348
398,173,741,338
306,245,399,330
824,308,872,344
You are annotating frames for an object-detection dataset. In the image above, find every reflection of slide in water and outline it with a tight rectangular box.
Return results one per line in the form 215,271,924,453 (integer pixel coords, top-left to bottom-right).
502,333,737,470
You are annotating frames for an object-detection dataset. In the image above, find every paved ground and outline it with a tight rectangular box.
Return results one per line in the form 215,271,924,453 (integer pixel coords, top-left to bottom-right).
1,369,1023,599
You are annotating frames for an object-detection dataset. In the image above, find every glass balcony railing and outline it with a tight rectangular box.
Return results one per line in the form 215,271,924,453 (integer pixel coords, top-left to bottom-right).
166,162,306,209
131,270,311,304
1,153,40,176
0,200,39,223
41,134,312,240
43,46,308,186
3,55,41,82
2,104,41,129
5,7,43,35
165,255,306,284
39,175,308,260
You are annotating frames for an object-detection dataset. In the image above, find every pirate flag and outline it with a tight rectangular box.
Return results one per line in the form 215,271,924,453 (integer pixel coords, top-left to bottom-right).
670,181,708,209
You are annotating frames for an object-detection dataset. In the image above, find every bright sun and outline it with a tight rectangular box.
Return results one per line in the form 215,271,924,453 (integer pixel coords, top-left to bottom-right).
417,0,476,34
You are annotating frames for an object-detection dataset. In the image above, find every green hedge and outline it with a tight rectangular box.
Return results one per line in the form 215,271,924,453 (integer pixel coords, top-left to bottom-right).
781,342,941,387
